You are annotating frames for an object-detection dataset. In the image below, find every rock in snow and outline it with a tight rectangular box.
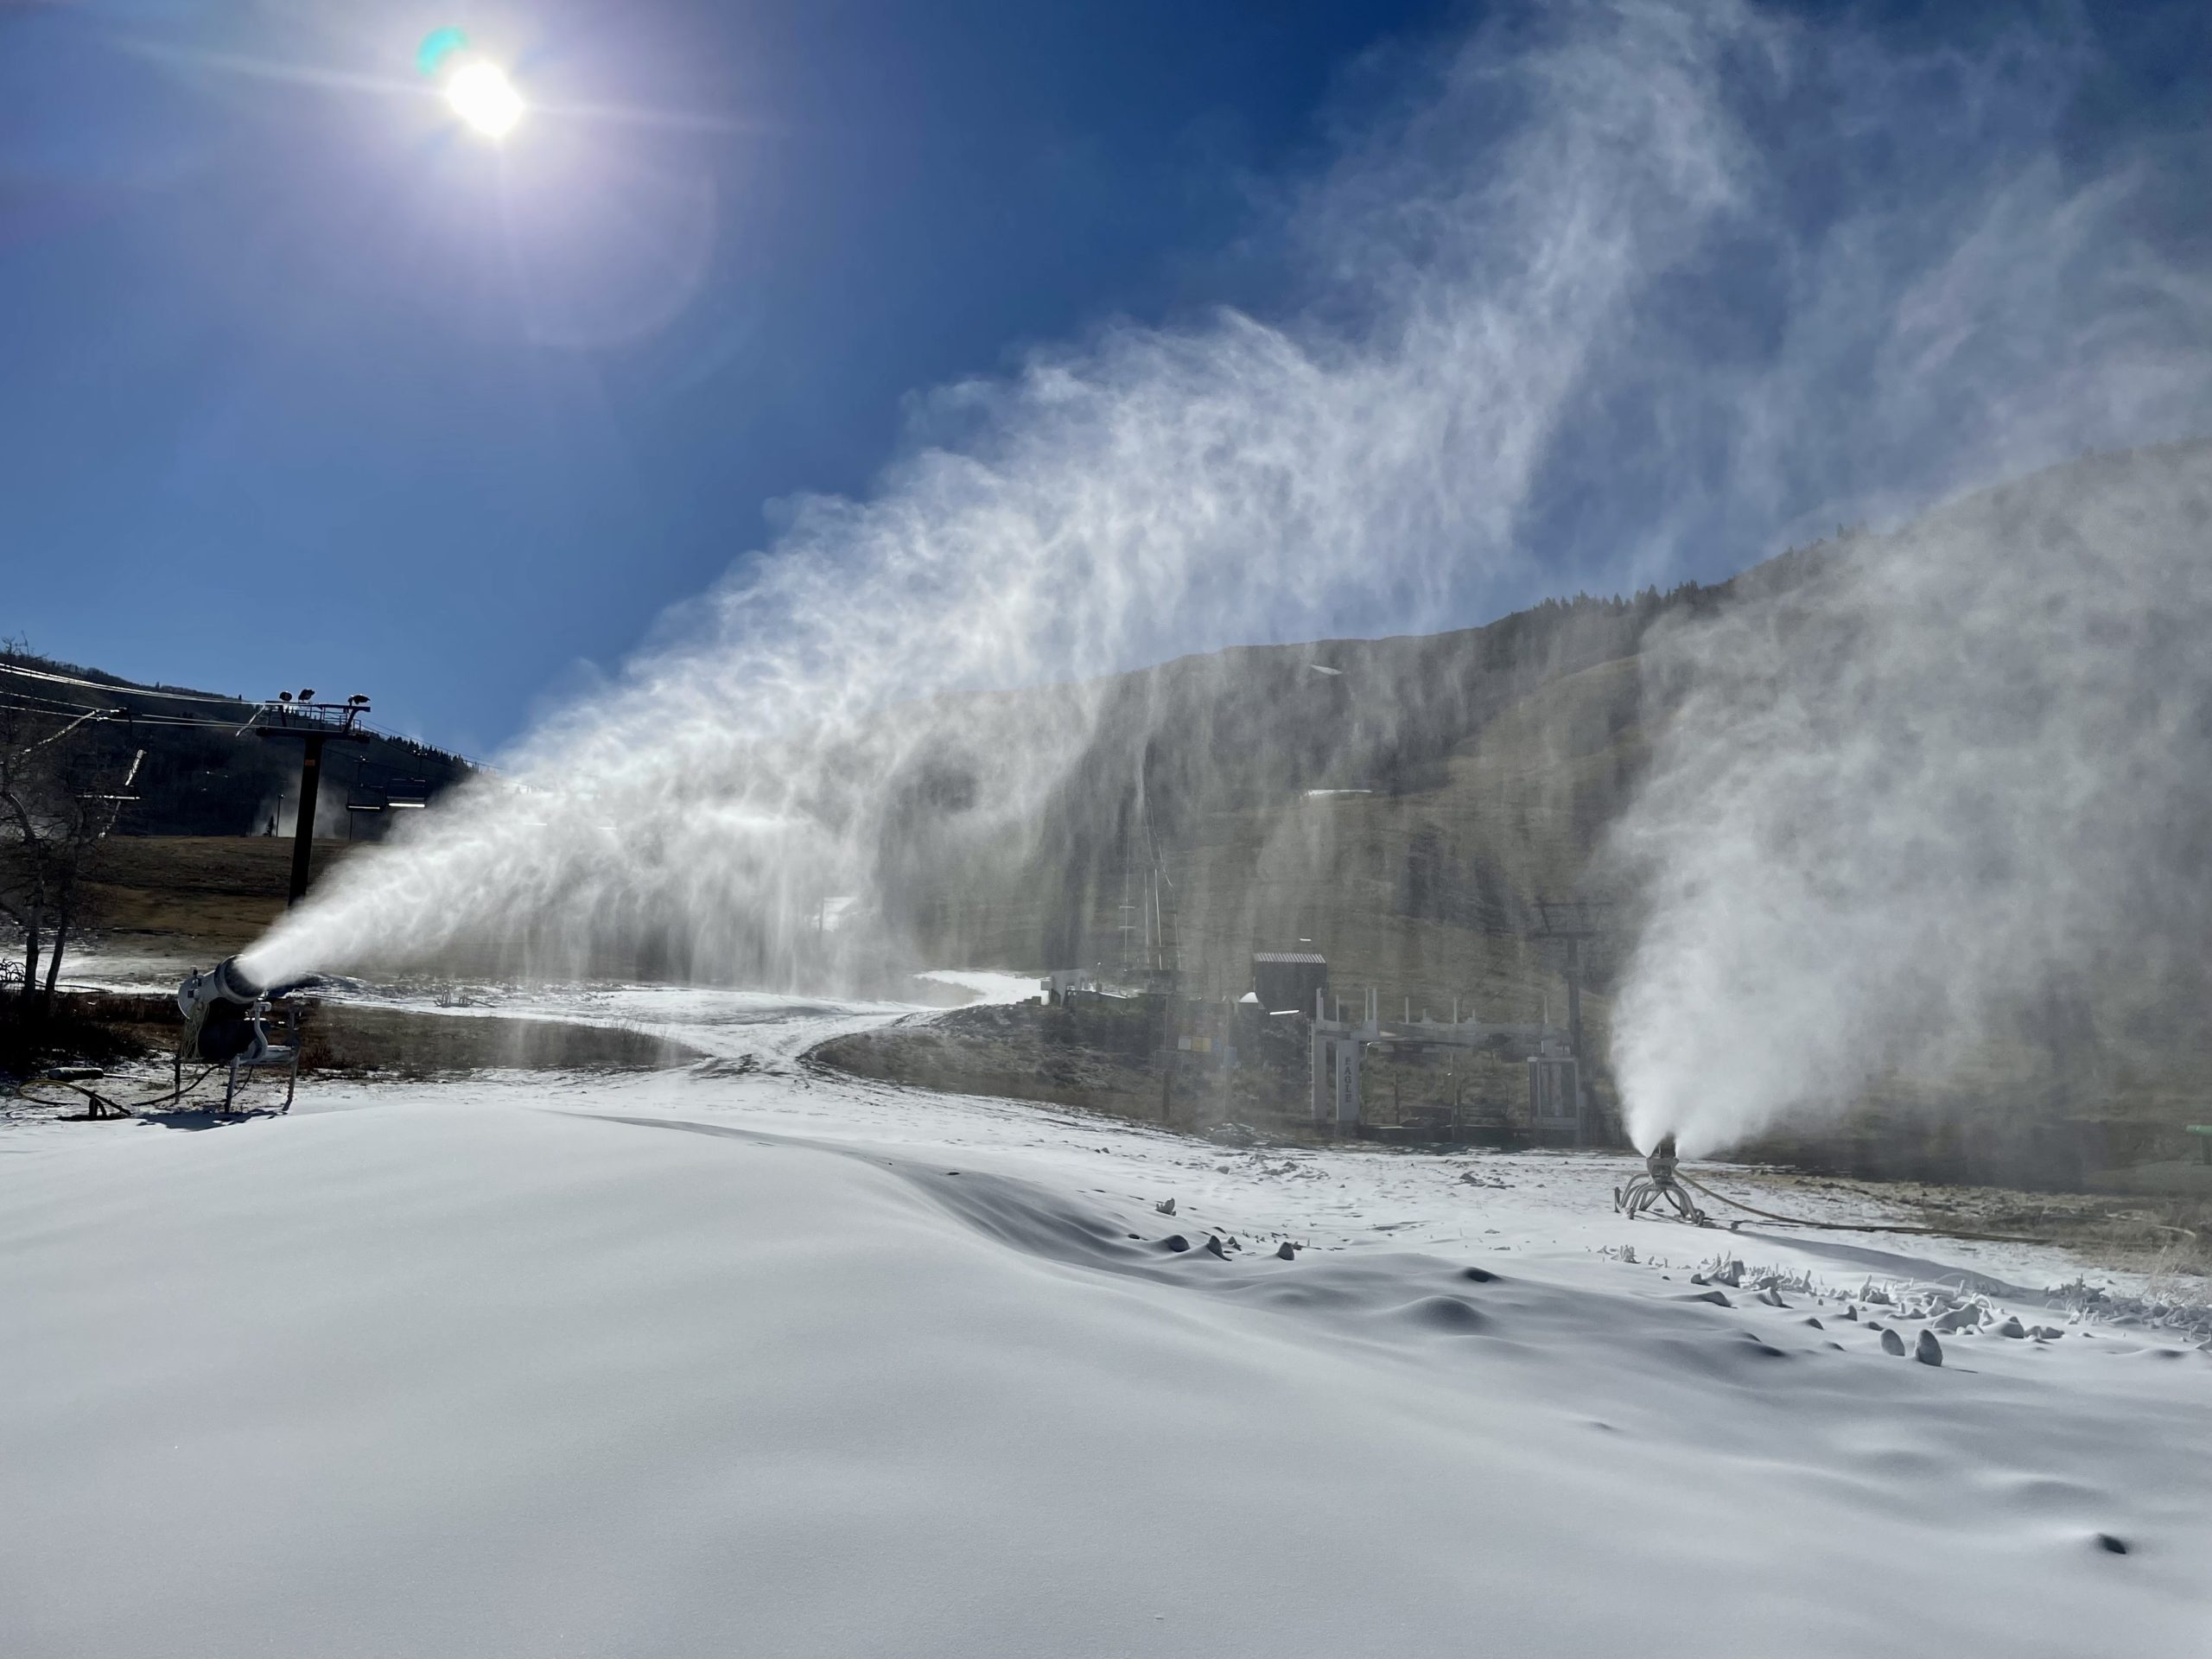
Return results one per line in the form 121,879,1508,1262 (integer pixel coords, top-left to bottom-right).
1882,1328,1908,1356
1916,1331,1945,1367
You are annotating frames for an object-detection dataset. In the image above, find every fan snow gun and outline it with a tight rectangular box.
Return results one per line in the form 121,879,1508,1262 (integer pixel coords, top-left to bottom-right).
175,956,304,1111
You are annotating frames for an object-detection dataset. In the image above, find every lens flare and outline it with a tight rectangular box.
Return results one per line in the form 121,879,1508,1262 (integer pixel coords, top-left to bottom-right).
416,26,470,80
447,60,524,139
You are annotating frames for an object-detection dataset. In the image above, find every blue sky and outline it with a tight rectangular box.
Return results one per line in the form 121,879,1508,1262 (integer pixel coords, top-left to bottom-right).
3,1,2207,757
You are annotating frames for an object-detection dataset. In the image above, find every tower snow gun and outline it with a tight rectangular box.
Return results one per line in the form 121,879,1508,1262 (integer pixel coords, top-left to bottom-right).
175,956,306,1113
1614,1132,1713,1225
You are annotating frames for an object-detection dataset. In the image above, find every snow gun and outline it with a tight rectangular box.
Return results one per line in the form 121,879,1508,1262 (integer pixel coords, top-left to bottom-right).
175,956,306,1112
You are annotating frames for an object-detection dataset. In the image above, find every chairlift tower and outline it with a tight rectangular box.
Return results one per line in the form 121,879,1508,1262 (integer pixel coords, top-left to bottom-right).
257,693,372,905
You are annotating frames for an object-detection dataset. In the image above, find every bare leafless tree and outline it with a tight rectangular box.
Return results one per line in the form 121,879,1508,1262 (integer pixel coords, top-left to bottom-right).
0,696,142,1013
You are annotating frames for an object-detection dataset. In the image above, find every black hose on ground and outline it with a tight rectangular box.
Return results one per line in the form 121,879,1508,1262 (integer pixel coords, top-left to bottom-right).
1674,1171,2049,1246
15,1067,222,1118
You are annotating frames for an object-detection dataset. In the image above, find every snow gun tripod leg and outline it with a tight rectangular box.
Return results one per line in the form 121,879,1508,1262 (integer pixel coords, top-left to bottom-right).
1615,1172,1711,1226
1662,1184,1712,1226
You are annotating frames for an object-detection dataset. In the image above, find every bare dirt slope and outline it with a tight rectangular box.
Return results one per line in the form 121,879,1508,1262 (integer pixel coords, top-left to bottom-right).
82,836,359,963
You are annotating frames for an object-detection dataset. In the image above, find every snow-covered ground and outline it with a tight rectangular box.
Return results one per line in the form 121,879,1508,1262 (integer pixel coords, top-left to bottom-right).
3,986,2205,1657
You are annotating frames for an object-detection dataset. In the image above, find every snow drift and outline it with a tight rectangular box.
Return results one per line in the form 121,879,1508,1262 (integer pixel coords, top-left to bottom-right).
2,1056,2206,1657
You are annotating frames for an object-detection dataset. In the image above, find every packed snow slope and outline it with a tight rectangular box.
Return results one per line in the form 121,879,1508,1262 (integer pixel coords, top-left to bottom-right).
2,994,2205,1658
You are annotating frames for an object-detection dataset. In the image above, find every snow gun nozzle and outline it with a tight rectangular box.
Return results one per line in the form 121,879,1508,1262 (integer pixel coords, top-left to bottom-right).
175,957,265,1016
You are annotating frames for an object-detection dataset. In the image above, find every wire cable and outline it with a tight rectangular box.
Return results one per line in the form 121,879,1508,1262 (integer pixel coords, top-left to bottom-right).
0,660,251,706
0,695,485,769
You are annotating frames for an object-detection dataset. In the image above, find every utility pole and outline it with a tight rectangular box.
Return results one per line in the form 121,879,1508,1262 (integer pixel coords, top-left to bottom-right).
1118,868,1135,983
258,693,372,906
1531,898,1609,1147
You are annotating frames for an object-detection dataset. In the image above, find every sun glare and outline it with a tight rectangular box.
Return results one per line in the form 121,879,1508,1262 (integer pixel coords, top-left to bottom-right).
447,60,524,139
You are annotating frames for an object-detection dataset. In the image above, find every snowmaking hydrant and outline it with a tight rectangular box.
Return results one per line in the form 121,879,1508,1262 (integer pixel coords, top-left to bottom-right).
1615,1132,1711,1226
175,956,302,1113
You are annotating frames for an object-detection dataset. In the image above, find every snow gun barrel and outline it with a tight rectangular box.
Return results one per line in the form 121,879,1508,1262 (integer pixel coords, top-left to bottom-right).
175,956,266,1019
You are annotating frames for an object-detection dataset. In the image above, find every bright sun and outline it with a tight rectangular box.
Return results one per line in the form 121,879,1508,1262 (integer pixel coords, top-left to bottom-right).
446,60,524,138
